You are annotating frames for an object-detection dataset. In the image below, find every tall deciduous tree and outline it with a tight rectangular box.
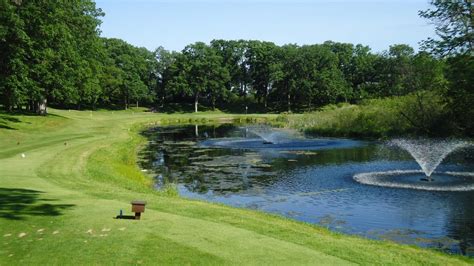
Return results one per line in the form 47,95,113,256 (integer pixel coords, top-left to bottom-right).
419,0,474,56
102,38,156,109
0,0,30,112
0,0,104,114
387,44,416,96
445,55,474,134
154,46,176,108
420,0,474,135
348,44,378,100
168,42,229,112
246,41,281,109
275,44,298,112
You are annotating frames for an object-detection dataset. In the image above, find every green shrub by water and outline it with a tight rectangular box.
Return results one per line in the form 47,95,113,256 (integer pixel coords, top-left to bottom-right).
283,91,453,138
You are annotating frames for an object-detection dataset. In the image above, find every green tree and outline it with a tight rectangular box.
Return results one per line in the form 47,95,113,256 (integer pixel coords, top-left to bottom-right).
168,42,229,112
0,0,30,112
102,38,156,109
306,45,348,107
154,46,176,108
372,44,416,97
246,41,281,109
387,44,415,95
0,0,104,114
420,0,474,135
274,44,298,112
419,0,474,56
411,51,446,92
445,55,474,135
348,44,378,100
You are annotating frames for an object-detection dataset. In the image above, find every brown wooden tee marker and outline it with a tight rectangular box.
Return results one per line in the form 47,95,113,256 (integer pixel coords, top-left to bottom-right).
131,200,147,220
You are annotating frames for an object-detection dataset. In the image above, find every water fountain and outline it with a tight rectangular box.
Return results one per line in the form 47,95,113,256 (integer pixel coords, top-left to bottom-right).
354,139,474,191
389,139,470,181
199,125,361,151
246,126,294,144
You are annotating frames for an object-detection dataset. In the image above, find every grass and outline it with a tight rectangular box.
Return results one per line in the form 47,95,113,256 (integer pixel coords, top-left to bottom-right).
279,92,451,139
0,108,471,265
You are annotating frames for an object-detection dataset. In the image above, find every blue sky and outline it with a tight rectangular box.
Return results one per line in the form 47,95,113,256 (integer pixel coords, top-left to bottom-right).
95,0,435,53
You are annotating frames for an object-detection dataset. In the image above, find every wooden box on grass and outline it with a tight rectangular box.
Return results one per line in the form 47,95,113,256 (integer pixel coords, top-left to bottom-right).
131,200,146,213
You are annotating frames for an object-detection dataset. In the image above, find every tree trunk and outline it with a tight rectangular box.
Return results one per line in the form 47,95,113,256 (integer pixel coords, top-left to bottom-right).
124,97,128,110
288,92,291,113
4,90,12,112
28,100,34,112
136,100,139,108
194,94,199,113
37,98,47,115
264,85,269,110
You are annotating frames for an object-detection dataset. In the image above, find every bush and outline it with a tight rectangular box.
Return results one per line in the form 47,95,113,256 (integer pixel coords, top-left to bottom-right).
283,92,452,138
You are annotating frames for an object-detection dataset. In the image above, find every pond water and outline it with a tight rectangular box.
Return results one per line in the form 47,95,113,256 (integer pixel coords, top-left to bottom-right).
139,124,474,256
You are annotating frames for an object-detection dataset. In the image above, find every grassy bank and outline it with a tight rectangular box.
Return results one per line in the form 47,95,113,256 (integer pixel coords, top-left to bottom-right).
0,109,471,265
280,92,452,139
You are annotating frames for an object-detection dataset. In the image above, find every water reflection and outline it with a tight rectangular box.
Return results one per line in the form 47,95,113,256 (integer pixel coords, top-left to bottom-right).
139,124,474,256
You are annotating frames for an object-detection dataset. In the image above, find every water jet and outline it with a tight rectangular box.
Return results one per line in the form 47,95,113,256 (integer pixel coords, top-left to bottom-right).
200,126,360,151
389,139,470,177
246,125,292,145
354,139,473,191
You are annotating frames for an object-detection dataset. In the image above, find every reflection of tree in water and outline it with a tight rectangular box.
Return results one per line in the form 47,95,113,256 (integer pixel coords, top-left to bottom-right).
367,191,474,255
443,192,474,255
140,124,258,193
140,124,380,194
180,154,277,194
271,145,378,172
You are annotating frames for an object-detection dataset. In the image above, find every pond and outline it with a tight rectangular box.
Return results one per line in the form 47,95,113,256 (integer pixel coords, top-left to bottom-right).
139,124,474,256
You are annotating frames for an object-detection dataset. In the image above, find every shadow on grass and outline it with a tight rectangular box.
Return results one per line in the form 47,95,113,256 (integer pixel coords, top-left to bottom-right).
0,188,75,220
0,111,70,130
0,115,21,130
115,215,136,220
0,124,17,130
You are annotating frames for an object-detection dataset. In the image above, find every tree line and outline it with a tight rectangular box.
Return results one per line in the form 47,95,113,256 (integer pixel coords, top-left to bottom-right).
158,40,444,113
0,0,472,134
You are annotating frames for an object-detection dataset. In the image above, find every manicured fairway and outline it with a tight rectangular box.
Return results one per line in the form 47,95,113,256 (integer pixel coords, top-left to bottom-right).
0,109,471,265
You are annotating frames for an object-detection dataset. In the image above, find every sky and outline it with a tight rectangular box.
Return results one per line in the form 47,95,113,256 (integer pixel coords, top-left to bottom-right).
95,0,435,53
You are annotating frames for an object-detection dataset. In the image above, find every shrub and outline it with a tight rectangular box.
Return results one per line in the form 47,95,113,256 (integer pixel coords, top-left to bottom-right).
282,92,451,138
